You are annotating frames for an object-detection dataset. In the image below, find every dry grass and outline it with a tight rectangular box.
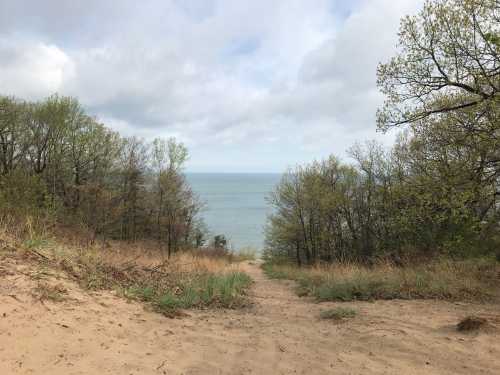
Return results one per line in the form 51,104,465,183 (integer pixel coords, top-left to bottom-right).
232,247,258,262
50,245,251,311
263,258,499,302
0,220,252,313
32,282,68,302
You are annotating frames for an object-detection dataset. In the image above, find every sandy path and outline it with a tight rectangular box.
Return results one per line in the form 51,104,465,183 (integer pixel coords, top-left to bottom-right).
1,259,500,374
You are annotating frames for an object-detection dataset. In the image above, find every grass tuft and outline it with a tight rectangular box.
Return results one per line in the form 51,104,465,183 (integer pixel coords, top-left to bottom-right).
320,307,357,320
155,272,252,312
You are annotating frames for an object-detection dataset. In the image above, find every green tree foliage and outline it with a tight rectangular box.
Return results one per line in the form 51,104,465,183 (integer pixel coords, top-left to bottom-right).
0,94,206,254
265,0,500,265
377,0,499,128
150,137,203,256
377,0,500,178
265,135,499,265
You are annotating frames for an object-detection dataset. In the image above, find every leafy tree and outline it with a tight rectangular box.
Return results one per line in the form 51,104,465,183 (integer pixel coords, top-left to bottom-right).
0,94,205,253
377,0,499,128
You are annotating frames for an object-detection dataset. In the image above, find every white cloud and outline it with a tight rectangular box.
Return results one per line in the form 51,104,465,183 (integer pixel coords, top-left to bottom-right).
0,0,423,172
0,39,74,99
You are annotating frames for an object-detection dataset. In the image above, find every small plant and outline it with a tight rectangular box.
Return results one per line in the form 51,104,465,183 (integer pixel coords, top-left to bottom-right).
124,286,156,302
23,237,52,252
157,292,182,310
457,316,488,332
33,282,68,302
320,307,357,321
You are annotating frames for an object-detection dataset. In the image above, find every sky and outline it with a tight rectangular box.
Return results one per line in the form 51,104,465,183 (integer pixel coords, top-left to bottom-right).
0,0,423,173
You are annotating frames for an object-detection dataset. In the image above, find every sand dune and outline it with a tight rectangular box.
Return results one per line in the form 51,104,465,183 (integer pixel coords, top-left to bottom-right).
1,257,499,375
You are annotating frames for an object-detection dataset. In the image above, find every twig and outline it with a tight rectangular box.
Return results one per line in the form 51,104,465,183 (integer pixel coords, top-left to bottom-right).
28,249,50,261
120,255,142,270
156,360,167,371
7,294,22,302
142,267,170,277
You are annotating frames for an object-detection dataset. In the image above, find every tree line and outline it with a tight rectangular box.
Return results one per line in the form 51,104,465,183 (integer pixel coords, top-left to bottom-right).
265,0,499,265
0,95,205,255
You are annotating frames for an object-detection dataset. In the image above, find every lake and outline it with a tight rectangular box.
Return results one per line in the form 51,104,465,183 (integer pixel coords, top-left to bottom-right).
186,173,281,251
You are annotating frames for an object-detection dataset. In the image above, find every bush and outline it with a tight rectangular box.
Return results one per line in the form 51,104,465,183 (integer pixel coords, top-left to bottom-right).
0,170,56,221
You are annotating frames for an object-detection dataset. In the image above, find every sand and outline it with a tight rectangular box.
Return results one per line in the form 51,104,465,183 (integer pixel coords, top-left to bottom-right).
1,257,500,375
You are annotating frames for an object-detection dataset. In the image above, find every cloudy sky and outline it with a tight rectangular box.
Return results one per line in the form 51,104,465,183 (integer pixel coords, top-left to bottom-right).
0,0,422,172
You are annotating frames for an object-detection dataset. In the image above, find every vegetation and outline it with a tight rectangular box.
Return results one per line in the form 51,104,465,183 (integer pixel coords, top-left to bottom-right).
377,0,499,129
264,0,500,266
189,239,257,263
154,272,252,311
457,316,489,331
0,95,206,256
263,259,498,302
0,94,253,313
319,307,357,321
1,222,252,312
32,282,68,303
232,247,258,262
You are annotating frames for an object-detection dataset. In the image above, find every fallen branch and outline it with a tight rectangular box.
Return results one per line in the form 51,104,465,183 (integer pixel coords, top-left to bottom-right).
28,248,51,261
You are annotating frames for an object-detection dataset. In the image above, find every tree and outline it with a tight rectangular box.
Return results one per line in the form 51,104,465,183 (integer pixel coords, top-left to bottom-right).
151,137,203,256
265,0,500,266
377,0,499,128
0,94,206,251
265,135,499,265
0,97,28,176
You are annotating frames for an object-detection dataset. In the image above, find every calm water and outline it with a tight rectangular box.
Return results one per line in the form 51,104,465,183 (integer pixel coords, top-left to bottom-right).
186,173,281,251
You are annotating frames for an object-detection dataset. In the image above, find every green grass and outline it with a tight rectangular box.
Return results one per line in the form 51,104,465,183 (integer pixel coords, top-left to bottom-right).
1,219,255,315
320,307,357,320
263,258,498,302
23,238,52,250
155,272,252,311
262,262,297,279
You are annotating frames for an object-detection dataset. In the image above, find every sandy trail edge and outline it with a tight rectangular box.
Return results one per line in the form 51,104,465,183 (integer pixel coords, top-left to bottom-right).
1,258,500,375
